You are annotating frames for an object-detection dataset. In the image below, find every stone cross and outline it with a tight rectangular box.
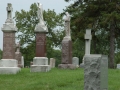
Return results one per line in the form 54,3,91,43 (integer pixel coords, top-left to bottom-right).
84,29,92,55
6,3,13,19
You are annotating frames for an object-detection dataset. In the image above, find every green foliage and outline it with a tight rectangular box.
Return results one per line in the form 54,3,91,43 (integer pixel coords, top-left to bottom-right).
64,0,120,68
0,49,2,59
14,3,64,66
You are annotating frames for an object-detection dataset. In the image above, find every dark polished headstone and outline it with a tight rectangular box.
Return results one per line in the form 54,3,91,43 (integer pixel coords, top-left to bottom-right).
3,32,15,59
61,38,72,64
35,33,46,57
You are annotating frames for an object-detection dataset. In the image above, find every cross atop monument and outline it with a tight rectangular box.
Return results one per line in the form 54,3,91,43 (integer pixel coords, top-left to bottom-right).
5,3,13,23
84,29,92,55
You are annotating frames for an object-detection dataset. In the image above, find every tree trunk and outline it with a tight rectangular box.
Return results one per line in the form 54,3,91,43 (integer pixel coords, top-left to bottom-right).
109,21,115,69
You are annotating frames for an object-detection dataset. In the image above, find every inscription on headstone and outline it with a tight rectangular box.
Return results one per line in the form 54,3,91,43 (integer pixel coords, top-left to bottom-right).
3,32,15,59
35,33,46,57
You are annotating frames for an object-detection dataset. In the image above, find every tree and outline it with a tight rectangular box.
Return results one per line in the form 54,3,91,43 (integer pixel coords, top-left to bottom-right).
64,0,120,68
14,3,64,66
0,49,2,59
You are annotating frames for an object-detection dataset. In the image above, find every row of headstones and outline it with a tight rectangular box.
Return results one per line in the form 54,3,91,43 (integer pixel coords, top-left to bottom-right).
29,57,79,69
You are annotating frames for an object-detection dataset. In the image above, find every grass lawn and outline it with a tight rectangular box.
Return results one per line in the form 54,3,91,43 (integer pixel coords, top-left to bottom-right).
0,68,119,90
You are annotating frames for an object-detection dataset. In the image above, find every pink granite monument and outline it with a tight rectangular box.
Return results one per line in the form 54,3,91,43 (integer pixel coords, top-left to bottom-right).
58,12,76,69
30,2,50,72
0,3,21,74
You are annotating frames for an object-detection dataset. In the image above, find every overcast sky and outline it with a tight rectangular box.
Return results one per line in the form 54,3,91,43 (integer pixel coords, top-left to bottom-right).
0,0,73,50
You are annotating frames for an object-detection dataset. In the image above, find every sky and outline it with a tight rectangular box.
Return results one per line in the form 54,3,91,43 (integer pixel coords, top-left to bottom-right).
0,0,73,50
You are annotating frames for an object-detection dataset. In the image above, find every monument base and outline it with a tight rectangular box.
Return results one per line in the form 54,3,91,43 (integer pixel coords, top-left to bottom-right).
30,57,51,72
0,59,21,74
30,65,51,72
58,64,77,69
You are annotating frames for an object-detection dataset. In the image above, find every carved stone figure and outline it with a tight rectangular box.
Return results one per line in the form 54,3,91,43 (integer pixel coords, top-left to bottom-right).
5,3,13,23
64,12,71,37
37,1,44,25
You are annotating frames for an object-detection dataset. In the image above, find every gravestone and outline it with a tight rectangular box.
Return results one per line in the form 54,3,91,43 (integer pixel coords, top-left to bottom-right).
72,57,79,67
117,64,120,69
15,42,22,68
21,56,24,68
84,55,108,90
80,29,92,68
0,3,21,74
50,58,55,68
58,12,76,69
30,2,50,72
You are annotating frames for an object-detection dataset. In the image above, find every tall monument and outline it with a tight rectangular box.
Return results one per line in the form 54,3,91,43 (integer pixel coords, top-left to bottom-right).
0,3,21,74
30,2,50,72
58,12,76,69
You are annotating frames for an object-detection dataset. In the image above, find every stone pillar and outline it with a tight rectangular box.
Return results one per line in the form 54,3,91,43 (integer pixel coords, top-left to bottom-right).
50,58,55,68
30,2,50,72
0,3,21,74
84,55,108,90
58,12,76,69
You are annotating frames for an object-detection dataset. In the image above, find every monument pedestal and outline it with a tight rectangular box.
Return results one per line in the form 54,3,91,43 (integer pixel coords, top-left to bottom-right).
0,59,21,74
30,57,50,72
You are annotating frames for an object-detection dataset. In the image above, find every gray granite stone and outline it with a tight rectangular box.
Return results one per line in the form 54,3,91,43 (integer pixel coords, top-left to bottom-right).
84,55,108,90
117,64,120,69
72,57,79,67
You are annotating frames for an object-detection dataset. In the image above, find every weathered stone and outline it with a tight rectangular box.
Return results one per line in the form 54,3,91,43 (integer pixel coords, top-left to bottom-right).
61,39,72,64
72,57,79,67
84,55,108,90
50,58,55,68
117,64,120,69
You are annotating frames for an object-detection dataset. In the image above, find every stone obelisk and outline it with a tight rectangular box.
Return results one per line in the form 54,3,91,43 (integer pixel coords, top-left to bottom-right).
0,3,21,74
30,2,50,72
58,12,76,69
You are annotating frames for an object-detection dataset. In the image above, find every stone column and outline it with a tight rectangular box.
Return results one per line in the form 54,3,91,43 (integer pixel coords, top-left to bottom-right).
30,2,50,72
0,3,21,74
84,55,108,90
58,12,76,69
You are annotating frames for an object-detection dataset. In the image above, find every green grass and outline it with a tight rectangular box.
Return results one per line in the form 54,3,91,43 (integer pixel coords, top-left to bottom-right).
0,68,120,90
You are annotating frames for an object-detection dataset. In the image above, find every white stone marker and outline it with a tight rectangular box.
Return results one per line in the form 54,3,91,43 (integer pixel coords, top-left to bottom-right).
72,57,79,67
50,58,55,68
84,29,92,55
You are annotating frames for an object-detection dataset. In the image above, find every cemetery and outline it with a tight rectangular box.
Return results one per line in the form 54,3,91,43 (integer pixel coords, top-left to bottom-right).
0,1,120,90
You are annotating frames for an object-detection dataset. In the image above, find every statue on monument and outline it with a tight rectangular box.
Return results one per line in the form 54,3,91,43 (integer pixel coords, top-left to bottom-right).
35,1,48,32
6,3,13,23
64,12,71,38
37,1,44,25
